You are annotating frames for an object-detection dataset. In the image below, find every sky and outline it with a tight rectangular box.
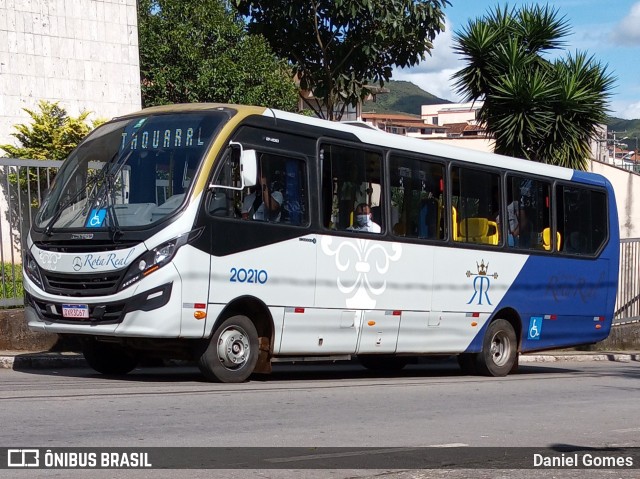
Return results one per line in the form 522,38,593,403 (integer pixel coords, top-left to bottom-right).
393,0,640,120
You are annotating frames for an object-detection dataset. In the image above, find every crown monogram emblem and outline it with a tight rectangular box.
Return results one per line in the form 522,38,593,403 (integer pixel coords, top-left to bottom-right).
466,259,498,279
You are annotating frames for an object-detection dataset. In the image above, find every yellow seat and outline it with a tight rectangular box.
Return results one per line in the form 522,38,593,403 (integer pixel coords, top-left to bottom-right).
542,228,561,250
451,206,458,241
459,217,499,245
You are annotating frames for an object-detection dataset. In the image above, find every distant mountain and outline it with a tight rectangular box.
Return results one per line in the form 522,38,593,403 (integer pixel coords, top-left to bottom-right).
368,82,639,151
364,80,450,116
607,117,640,151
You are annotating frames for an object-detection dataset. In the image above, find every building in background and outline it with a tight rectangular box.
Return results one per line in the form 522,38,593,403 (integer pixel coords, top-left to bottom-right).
361,101,494,151
0,0,142,263
361,112,448,139
0,0,142,147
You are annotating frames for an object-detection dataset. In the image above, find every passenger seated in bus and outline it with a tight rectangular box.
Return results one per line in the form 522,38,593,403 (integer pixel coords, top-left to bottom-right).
347,203,381,233
241,174,282,221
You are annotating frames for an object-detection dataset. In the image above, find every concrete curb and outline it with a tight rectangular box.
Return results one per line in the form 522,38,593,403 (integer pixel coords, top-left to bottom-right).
1,351,638,370
519,352,640,363
0,352,87,370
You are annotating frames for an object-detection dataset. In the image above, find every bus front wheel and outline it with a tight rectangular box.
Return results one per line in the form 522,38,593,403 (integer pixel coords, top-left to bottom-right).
476,319,517,377
198,315,259,383
82,339,138,376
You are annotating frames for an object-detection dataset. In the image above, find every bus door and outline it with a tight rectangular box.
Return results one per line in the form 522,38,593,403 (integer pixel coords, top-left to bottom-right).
290,143,389,355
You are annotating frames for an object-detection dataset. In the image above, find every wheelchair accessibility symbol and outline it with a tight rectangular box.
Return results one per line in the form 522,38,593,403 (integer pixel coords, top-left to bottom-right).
86,209,107,228
528,316,542,340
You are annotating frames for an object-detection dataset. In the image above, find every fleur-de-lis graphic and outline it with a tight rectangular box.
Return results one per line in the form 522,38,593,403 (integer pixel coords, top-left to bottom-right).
38,251,62,271
321,237,402,309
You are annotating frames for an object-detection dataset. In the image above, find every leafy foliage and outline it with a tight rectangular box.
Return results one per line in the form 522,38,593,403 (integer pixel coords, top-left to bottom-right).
0,262,23,301
452,5,614,170
138,0,298,110
235,0,449,120
0,101,102,210
0,100,99,161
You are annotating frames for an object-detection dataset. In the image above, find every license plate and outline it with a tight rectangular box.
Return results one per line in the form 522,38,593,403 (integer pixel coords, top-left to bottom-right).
62,304,89,319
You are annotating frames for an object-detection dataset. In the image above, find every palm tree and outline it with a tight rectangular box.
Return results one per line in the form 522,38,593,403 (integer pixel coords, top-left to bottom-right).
451,5,614,170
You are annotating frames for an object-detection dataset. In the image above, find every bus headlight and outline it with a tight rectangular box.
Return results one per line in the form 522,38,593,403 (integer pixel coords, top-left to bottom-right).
24,250,44,288
119,228,203,291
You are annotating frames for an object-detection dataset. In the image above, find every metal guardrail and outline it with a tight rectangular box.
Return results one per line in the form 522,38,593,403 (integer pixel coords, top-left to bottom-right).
0,158,63,307
1,158,640,324
615,238,640,323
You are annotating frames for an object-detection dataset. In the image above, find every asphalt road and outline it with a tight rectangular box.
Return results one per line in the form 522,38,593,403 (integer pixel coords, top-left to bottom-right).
0,359,639,479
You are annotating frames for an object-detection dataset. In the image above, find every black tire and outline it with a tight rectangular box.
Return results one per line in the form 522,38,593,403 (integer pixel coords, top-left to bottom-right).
198,315,259,383
358,355,408,371
476,319,517,377
457,353,477,375
82,339,138,375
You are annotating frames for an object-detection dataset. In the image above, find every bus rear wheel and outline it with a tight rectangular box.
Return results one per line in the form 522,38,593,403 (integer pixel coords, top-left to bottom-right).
476,319,517,377
198,315,259,383
82,339,138,376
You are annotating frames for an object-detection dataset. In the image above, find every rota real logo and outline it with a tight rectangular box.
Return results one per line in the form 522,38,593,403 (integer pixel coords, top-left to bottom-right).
466,260,499,305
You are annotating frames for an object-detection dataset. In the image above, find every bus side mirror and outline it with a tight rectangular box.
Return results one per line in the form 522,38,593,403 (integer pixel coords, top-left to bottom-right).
240,148,257,188
209,142,257,191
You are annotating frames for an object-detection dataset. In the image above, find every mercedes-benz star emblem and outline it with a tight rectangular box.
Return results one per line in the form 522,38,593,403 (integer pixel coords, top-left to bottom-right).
72,256,83,272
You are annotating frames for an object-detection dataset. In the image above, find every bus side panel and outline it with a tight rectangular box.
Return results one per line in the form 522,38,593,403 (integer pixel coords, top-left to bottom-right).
397,311,492,353
429,248,529,353
207,234,317,335
357,310,401,353
497,255,615,352
171,244,211,338
315,236,432,311
279,308,361,354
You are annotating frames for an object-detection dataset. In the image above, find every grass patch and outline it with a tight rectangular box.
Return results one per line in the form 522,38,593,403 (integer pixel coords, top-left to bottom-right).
0,262,24,300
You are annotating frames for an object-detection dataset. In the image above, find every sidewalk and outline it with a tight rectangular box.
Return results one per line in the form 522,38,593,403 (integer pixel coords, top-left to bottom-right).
1,350,638,370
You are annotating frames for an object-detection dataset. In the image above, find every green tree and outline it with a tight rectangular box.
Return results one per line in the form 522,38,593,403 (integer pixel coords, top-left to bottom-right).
138,0,298,110
0,100,97,161
234,0,449,120
452,5,614,170
0,100,102,206
0,101,102,252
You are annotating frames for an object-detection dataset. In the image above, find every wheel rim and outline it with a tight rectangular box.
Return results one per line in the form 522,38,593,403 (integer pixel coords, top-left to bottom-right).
217,326,250,370
489,330,511,367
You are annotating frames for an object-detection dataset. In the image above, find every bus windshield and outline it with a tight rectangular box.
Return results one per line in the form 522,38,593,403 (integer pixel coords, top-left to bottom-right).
35,112,227,232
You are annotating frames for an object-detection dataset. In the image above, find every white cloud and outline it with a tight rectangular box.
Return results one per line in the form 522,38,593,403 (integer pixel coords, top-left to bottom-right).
617,101,640,120
391,19,464,100
611,1,640,45
399,25,459,74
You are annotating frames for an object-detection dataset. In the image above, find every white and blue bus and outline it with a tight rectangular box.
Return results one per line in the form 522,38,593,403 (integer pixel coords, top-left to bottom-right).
23,104,620,382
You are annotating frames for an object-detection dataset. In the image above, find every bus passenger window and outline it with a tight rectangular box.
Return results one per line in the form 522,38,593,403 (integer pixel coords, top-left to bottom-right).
452,166,501,246
506,176,551,250
241,153,308,225
556,186,607,255
209,150,308,226
389,154,445,240
321,144,382,233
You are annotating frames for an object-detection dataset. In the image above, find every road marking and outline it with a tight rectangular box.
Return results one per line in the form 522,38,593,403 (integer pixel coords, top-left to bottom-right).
265,445,468,464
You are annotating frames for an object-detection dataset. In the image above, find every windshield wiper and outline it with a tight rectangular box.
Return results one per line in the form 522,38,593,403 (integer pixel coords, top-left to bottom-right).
43,150,131,236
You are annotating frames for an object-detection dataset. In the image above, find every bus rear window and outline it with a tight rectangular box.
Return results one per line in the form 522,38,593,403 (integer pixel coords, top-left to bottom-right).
556,186,608,255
